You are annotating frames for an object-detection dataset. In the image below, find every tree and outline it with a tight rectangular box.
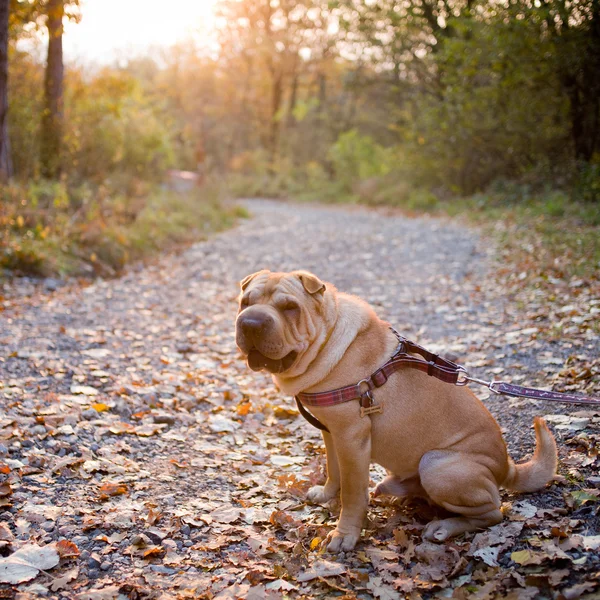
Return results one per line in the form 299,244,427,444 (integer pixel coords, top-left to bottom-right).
40,0,64,179
0,0,12,182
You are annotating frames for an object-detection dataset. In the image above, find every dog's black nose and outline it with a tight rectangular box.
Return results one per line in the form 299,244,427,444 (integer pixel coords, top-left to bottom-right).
240,313,273,338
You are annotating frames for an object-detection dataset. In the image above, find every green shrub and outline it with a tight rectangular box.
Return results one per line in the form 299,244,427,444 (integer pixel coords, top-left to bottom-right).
328,130,395,193
574,163,600,203
0,181,240,278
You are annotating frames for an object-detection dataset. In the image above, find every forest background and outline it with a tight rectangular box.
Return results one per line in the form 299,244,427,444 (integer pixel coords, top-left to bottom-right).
0,0,599,279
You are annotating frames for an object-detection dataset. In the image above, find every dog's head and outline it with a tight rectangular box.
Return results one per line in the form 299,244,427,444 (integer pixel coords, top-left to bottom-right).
235,270,331,374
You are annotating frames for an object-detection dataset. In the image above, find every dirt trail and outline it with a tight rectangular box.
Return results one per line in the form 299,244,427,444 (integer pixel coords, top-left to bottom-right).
0,200,598,599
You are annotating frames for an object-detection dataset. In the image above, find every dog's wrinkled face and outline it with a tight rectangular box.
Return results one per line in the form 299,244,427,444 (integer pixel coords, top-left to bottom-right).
235,270,327,374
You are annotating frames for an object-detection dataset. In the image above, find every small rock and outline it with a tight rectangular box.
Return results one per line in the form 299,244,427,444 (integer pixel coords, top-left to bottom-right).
588,476,600,488
82,408,100,420
131,533,152,547
153,414,176,425
145,531,165,545
41,521,55,532
31,425,47,436
113,400,132,417
149,565,176,575
100,561,111,571
43,278,61,292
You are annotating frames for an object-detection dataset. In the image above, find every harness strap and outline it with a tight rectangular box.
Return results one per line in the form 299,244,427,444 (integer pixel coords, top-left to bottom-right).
295,331,463,432
295,397,330,432
297,334,462,409
293,331,600,433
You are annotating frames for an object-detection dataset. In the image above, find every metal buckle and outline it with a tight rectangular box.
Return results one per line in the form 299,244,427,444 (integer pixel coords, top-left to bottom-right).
358,385,383,417
455,366,469,385
456,369,502,395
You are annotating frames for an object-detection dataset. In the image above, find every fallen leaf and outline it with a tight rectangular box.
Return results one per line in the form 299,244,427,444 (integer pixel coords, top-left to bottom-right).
56,540,81,559
510,549,545,566
49,567,79,591
98,483,128,501
297,559,346,582
0,543,60,584
70,385,99,396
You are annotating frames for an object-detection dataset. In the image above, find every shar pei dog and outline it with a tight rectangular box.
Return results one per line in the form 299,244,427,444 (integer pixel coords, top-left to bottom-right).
235,269,557,552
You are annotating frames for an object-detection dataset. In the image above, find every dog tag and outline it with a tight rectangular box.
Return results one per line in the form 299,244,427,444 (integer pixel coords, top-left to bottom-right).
360,403,383,417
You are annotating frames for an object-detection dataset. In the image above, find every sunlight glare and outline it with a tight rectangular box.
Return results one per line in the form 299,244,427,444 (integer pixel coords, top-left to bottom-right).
64,0,219,63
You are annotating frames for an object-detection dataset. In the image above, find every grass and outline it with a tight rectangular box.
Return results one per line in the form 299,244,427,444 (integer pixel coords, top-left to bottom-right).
0,179,247,279
442,191,600,282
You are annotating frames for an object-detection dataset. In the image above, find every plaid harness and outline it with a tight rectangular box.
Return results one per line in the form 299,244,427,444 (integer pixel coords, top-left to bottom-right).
294,329,465,432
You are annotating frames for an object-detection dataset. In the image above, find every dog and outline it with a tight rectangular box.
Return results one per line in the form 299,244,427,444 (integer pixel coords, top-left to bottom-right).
235,269,558,552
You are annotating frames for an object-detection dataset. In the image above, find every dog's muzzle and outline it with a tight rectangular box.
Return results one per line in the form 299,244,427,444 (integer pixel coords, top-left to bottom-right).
237,310,297,373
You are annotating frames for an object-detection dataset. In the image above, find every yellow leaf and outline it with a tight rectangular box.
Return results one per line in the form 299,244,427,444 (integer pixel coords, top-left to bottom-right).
92,403,109,413
310,537,322,550
510,549,543,565
16,215,24,228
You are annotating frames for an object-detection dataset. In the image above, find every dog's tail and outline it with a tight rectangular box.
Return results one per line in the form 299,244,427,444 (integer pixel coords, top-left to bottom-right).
502,417,558,493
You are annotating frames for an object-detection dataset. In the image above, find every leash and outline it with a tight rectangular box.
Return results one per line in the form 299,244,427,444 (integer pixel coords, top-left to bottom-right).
295,329,600,433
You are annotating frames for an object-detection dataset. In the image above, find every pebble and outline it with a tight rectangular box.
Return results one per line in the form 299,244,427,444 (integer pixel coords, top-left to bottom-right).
149,565,176,575
0,199,598,597
82,408,100,420
41,521,55,532
43,278,61,292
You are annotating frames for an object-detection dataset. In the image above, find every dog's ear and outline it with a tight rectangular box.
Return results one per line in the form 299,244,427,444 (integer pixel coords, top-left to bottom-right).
297,271,326,295
240,270,269,291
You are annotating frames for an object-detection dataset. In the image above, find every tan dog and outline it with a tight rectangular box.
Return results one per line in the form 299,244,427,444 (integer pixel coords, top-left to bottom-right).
235,269,558,552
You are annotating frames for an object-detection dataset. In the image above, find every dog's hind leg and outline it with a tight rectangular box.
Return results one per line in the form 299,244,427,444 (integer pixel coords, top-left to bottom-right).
418,450,503,542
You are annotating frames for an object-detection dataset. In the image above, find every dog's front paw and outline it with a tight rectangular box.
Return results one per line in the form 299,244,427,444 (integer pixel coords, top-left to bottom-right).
326,527,360,552
307,484,338,504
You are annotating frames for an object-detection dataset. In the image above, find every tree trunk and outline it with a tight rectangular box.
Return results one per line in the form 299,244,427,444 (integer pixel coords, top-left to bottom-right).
40,0,64,179
0,0,12,182
268,70,282,164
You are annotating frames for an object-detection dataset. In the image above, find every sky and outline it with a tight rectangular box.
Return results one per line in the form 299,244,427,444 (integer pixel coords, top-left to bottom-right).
62,0,218,63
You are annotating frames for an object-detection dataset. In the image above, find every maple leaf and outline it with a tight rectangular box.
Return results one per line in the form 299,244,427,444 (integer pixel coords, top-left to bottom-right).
49,567,79,592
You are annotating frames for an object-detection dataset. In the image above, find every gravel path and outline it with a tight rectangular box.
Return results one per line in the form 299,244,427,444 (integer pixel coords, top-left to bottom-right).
0,200,598,599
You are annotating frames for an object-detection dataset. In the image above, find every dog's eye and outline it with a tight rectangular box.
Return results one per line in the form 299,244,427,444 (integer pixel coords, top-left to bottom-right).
279,300,299,313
